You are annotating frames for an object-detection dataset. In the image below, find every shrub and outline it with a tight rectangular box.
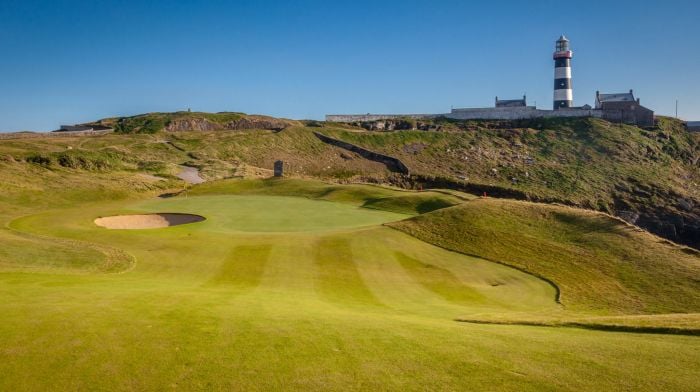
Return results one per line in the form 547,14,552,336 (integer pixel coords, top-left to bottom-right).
26,154,52,166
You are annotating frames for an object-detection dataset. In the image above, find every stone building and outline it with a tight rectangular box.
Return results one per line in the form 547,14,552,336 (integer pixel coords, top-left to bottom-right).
496,96,527,108
273,160,284,177
596,90,655,127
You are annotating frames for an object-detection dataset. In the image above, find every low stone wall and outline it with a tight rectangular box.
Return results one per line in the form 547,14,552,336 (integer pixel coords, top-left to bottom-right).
0,129,113,140
325,114,438,122
313,132,410,174
325,108,603,123
447,107,602,120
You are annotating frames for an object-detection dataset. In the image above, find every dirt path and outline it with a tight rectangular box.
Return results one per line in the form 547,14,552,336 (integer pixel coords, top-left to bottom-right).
177,165,205,184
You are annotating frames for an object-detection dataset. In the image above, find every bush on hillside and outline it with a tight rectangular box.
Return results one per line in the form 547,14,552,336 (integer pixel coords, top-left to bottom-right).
55,153,111,171
115,117,166,134
26,154,52,166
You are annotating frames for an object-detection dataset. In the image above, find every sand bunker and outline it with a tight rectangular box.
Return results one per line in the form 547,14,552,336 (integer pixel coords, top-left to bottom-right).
94,213,205,229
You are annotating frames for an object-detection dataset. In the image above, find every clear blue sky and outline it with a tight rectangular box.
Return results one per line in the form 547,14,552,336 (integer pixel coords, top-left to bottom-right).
1,0,699,131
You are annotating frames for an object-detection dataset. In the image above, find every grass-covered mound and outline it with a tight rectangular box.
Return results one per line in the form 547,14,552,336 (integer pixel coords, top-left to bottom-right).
89,111,299,134
390,198,700,315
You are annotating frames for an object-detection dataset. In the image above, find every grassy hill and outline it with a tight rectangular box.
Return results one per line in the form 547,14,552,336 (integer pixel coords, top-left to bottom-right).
390,198,700,315
87,111,298,133
320,117,700,248
2,112,699,249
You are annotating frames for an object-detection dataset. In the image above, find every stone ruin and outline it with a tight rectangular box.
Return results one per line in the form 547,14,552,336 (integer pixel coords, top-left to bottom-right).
273,160,284,177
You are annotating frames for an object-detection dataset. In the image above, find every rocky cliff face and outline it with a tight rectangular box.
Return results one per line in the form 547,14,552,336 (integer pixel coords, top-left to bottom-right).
165,118,220,132
165,115,292,132
351,119,442,132
613,185,700,249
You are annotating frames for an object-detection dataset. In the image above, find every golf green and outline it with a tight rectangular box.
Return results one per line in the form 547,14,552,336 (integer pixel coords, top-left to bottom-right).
130,195,409,232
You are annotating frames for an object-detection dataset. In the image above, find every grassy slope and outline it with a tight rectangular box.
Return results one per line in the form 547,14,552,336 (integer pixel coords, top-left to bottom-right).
12,113,698,216
0,127,394,182
390,198,700,315
322,117,699,206
2,185,699,391
0,154,176,272
322,117,700,248
6,115,698,229
170,126,392,179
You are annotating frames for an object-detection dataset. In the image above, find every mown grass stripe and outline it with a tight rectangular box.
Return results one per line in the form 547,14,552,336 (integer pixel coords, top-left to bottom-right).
314,236,382,307
208,244,272,288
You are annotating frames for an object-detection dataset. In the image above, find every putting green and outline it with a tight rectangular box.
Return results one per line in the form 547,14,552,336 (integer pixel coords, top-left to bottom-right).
128,195,408,232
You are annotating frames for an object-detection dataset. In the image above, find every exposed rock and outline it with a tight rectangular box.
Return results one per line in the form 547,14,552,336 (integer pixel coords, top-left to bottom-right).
617,210,640,224
165,115,292,132
617,192,700,249
678,198,694,212
165,118,219,132
351,119,441,132
227,116,290,131
403,143,427,154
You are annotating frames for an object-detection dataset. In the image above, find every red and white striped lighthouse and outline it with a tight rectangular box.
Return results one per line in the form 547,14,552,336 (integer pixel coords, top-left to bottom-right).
553,35,573,109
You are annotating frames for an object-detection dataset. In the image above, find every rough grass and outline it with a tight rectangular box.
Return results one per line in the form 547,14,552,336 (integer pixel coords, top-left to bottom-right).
104,111,246,133
321,116,699,205
390,198,700,314
321,117,700,249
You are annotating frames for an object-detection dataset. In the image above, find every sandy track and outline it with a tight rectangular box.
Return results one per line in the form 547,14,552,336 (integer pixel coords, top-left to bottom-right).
94,213,205,229
177,165,205,184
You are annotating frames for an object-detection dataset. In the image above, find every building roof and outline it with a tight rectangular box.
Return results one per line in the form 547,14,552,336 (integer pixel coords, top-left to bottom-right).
595,90,639,109
558,35,569,42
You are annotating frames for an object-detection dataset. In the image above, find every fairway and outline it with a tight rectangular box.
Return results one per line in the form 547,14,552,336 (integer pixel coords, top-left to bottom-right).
1,185,699,391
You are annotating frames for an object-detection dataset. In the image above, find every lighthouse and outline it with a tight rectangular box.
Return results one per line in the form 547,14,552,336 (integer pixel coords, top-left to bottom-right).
553,35,573,109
